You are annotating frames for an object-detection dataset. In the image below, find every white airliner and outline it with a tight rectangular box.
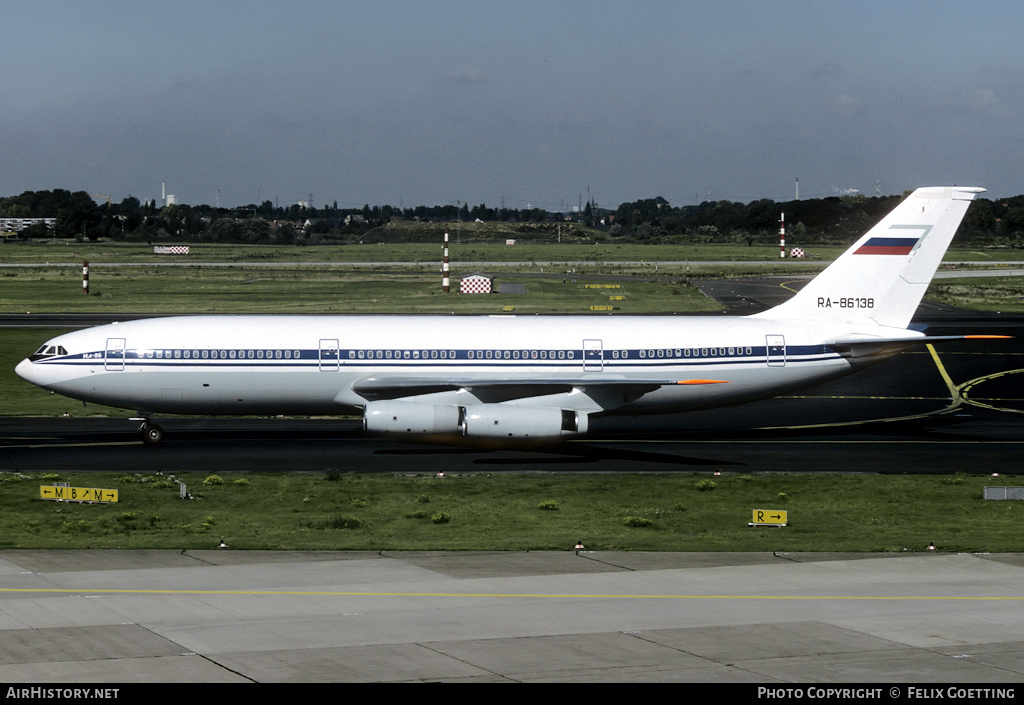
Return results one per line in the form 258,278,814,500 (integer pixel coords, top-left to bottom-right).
16,186,1003,445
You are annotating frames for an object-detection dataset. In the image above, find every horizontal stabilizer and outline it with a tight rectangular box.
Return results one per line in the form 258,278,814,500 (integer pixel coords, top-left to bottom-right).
827,334,1011,349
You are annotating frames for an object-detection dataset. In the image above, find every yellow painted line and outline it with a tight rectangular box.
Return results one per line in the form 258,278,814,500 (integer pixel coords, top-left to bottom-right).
739,345,965,431
960,368,1024,415
0,587,1022,600
927,343,960,400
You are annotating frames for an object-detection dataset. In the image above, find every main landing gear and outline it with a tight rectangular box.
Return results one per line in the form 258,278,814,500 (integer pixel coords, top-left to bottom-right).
134,416,165,446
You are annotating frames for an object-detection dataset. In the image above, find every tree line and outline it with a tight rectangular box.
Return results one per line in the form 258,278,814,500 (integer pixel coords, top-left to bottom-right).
3,188,1024,248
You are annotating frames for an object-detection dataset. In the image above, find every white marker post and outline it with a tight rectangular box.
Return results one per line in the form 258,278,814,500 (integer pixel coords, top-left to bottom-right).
442,229,450,293
779,213,785,258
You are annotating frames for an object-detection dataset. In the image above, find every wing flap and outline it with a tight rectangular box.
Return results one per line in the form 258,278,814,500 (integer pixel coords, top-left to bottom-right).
351,374,728,400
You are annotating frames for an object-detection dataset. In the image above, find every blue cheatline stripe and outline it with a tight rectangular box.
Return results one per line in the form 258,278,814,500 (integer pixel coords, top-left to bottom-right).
41,344,842,371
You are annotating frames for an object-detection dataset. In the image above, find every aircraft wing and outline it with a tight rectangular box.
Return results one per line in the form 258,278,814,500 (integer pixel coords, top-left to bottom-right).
351,374,728,405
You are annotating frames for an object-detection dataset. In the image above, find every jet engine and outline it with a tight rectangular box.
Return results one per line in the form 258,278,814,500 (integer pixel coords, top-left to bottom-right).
362,400,588,440
459,405,587,439
362,400,461,435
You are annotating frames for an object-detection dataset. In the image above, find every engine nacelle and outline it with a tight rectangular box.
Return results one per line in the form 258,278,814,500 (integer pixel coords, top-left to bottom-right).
460,405,588,439
363,400,461,435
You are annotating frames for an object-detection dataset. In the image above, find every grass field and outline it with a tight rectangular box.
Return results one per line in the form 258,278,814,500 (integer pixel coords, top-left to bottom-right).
5,237,1023,265
2,470,1021,552
0,265,725,315
2,239,839,264
928,277,1024,312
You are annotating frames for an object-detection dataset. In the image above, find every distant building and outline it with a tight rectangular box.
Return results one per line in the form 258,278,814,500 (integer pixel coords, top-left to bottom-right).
459,273,493,294
0,217,56,233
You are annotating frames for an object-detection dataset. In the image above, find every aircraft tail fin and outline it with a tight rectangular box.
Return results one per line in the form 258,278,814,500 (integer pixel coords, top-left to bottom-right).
753,186,984,328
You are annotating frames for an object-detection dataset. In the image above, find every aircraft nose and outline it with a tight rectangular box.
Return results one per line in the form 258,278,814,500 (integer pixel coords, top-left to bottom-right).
15,358,33,383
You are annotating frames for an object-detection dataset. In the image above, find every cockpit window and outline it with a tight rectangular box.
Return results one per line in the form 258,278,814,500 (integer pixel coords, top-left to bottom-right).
29,345,68,361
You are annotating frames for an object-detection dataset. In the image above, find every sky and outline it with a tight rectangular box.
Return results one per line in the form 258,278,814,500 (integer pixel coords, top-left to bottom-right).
3,0,1024,211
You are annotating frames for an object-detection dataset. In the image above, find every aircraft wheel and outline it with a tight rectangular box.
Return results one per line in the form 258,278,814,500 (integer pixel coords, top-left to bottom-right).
141,424,165,446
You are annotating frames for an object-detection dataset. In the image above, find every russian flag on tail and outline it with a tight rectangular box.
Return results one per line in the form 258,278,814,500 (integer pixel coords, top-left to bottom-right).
854,237,919,255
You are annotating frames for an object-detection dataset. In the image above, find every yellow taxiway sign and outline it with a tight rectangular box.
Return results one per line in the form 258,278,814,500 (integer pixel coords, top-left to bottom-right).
40,486,118,503
751,509,787,526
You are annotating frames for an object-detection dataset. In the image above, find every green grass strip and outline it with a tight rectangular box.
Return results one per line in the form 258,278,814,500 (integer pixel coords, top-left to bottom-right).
2,470,1020,553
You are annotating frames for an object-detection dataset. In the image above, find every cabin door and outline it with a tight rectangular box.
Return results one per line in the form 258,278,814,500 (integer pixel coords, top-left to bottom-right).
583,339,604,371
766,335,786,367
319,339,340,371
105,338,126,371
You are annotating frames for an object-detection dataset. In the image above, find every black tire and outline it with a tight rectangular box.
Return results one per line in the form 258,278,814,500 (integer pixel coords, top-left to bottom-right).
141,424,164,446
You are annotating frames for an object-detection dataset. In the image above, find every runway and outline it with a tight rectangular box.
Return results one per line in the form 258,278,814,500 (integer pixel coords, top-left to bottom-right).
1,549,1023,683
